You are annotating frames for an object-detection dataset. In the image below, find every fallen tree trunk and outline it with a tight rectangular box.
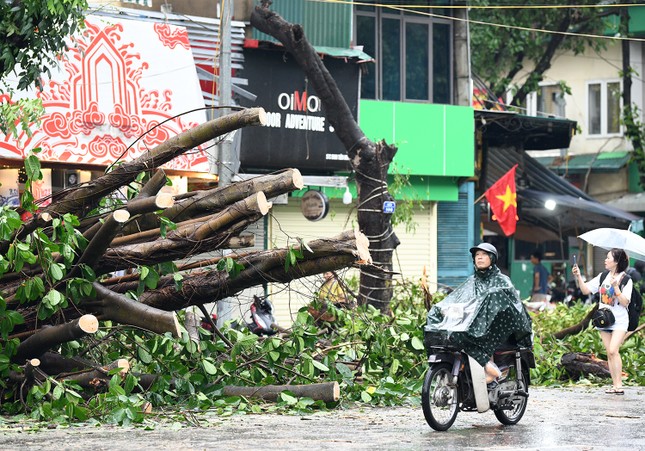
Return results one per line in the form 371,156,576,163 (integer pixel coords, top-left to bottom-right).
561,352,610,379
119,168,303,236
625,321,645,340
87,283,181,337
12,315,99,363
137,229,371,310
553,304,598,340
223,382,340,403
80,170,170,241
36,352,97,377
6,107,267,253
59,359,130,389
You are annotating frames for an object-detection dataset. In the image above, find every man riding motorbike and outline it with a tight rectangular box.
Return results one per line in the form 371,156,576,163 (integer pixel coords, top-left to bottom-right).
421,242,534,430
425,242,533,385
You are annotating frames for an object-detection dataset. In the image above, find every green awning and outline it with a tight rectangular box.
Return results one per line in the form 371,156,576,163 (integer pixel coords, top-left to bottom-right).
534,151,631,174
314,45,373,62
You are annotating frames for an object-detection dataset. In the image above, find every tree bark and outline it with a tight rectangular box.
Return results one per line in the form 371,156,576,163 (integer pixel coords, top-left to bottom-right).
87,283,181,337
138,230,371,310
13,314,99,363
250,4,399,313
37,352,96,377
59,359,130,389
553,305,597,340
560,352,610,379
97,195,268,273
223,381,339,403
119,168,303,236
79,169,170,236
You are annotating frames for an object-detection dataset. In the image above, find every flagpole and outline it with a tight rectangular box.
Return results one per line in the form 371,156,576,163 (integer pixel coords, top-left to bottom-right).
473,192,487,205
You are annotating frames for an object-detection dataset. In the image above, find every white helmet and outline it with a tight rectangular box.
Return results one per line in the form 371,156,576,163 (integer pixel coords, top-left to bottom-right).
469,242,498,264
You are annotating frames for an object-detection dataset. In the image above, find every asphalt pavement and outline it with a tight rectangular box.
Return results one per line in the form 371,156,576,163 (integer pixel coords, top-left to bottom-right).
1,386,644,450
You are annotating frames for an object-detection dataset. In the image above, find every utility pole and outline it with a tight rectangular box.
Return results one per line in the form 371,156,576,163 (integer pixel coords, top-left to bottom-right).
216,0,236,327
217,0,234,187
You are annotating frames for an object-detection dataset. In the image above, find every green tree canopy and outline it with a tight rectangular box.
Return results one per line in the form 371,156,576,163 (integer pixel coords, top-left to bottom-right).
0,0,88,139
469,0,616,107
0,0,88,91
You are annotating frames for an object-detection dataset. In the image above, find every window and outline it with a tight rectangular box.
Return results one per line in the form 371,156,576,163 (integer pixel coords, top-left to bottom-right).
354,1,452,103
526,85,565,118
587,80,621,136
537,85,565,117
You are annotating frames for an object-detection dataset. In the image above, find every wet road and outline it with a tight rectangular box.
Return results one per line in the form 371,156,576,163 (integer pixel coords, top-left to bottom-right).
1,386,644,450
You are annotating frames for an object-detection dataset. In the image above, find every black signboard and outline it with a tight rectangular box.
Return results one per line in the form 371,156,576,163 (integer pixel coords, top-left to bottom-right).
238,47,359,174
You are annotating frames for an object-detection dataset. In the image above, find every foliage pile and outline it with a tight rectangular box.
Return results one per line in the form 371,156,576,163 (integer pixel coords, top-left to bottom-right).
530,302,645,386
0,278,430,425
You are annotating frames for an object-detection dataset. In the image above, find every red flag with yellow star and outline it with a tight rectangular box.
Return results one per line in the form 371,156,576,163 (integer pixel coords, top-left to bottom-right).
485,164,518,236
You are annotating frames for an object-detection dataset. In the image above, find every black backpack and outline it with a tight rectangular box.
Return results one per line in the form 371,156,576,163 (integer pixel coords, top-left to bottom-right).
596,270,643,332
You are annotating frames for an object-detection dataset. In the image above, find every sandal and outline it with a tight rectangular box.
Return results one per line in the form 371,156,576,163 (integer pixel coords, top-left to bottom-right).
605,387,625,395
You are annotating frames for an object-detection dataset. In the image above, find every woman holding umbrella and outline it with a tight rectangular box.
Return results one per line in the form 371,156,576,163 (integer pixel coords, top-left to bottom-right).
572,249,632,395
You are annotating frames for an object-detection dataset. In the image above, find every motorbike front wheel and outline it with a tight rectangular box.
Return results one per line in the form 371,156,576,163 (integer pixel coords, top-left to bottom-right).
494,367,529,425
421,363,458,431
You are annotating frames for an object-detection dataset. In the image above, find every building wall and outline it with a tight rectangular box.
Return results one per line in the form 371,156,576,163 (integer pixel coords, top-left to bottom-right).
267,199,437,326
586,169,630,201
520,41,638,156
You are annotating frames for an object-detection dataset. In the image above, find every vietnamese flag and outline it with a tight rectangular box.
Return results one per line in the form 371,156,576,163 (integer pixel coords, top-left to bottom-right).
485,164,518,236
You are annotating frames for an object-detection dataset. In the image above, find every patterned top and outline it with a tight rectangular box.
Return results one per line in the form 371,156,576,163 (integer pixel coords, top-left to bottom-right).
586,271,631,331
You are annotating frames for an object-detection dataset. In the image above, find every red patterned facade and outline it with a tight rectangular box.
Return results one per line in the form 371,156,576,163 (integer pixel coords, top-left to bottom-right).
0,17,209,172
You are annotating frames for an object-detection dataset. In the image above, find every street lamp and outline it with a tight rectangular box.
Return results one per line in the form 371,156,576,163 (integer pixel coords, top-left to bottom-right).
545,199,556,211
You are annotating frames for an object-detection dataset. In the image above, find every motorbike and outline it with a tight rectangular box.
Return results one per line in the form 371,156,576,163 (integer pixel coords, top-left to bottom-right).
421,330,535,431
201,296,278,336
246,295,278,336
201,295,278,336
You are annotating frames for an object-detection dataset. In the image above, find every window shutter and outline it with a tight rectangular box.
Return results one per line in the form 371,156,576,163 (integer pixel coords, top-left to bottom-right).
437,183,474,290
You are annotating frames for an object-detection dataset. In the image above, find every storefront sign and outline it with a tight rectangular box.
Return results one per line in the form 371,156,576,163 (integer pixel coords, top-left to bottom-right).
0,16,208,172
239,48,360,174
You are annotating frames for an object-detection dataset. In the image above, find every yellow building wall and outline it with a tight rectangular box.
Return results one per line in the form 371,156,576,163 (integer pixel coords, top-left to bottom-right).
267,198,437,326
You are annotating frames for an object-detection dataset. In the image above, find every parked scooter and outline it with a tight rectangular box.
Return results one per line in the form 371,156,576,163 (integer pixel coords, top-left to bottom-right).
246,295,278,336
200,295,278,336
421,330,535,431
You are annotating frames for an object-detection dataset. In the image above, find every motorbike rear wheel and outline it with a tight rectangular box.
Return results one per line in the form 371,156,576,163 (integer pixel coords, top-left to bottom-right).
493,366,529,425
421,363,458,431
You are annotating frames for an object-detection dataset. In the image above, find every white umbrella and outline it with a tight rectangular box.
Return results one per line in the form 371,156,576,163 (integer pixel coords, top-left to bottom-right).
578,228,645,261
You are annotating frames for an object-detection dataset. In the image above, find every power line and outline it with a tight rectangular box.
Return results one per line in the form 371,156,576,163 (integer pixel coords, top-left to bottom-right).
318,0,645,10
318,0,645,43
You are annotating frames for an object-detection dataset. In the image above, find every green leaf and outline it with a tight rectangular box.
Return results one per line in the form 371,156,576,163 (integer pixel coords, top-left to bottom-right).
411,336,424,350
143,268,160,289
390,358,400,376
312,360,329,372
48,263,64,281
24,154,42,180
278,392,297,405
202,359,217,375
137,347,152,364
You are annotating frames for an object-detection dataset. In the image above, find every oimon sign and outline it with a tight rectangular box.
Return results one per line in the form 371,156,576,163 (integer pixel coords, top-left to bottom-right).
239,47,360,174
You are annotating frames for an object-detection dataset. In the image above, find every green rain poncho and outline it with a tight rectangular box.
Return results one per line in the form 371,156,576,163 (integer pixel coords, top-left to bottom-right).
424,265,533,366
